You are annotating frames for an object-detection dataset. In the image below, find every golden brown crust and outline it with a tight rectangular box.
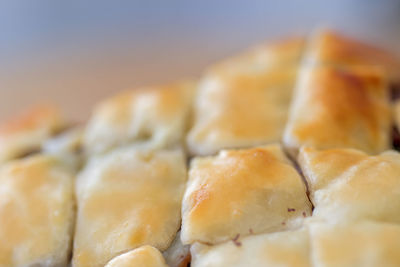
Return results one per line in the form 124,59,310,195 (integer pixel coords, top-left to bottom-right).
187,68,297,156
84,80,195,155
284,65,391,157
73,148,187,267
298,146,367,192
0,155,74,266
299,147,400,224
187,37,304,156
181,144,312,245
306,29,400,82
0,105,66,162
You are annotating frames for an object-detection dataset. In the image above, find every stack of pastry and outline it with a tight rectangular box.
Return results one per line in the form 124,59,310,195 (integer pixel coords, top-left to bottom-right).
1,29,400,267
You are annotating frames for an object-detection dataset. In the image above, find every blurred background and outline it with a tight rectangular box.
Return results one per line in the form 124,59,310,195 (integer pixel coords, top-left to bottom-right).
1,0,399,121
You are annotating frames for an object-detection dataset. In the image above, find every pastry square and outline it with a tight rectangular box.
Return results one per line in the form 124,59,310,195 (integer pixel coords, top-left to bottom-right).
283,65,391,157
299,146,400,224
72,147,187,267
186,38,304,156
84,80,194,155
181,144,312,245
0,105,66,163
0,155,74,266
305,29,400,83
187,68,297,156
310,221,400,267
105,246,168,267
191,228,310,267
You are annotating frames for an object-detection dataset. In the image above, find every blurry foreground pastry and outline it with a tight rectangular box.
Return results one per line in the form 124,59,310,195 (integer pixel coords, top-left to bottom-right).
0,155,75,267
73,147,186,267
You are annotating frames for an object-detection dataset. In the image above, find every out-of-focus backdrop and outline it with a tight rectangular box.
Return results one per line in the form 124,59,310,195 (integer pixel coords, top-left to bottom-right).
1,0,399,121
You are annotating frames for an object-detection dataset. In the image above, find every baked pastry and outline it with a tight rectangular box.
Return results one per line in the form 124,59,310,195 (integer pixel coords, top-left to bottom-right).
192,220,400,267
187,68,298,156
298,146,400,224
191,228,310,267
309,221,400,267
283,64,391,157
305,29,400,83
72,147,187,267
84,80,195,155
105,246,168,267
2,29,400,266
0,105,66,163
0,155,74,267
187,38,304,156
181,144,311,245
